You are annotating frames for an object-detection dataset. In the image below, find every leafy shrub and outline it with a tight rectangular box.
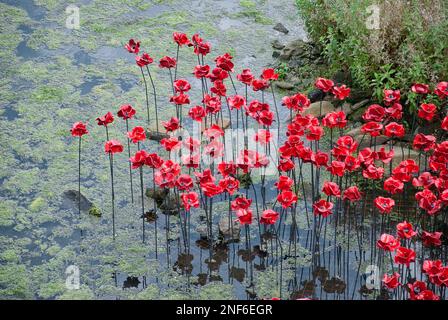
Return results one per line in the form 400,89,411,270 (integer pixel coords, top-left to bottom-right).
296,0,448,100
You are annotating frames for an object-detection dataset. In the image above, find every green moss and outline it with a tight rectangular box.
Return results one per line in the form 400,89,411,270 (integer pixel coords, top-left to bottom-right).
0,263,32,299
0,249,20,263
38,281,66,299
57,286,95,300
29,197,46,212
197,282,235,300
0,202,14,227
88,205,102,217
240,0,256,9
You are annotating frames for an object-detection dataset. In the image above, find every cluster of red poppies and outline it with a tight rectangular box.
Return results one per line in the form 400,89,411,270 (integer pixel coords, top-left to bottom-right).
70,32,448,299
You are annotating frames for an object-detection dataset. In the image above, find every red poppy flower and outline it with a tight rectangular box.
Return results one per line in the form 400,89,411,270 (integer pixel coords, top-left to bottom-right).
344,155,360,171
260,209,280,225
219,176,240,195
175,174,194,191
306,126,324,141
275,176,293,191
322,111,347,128
361,121,383,137
418,103,437,121
227,95,246,110
312,199,334,218
254,129,272,145
408,281,439,300
415,189,442,215
127,126,146,143
204,140,224,158
162,117,180,132
173,79,191,93
327,161,345,177
412,172,436,189
236,208,253,225
422,260,443,277
125,39,140,54
159,56,176,69
217,161,237,177
363,165,384,180
336,135,358,154
188,105,206,122
170,93,190,105
203,124,224,140
160,137,181,152
210,80,227,96
207,67,228,82
396,221,417,239
382,273,401,290
374,196,395,214
377,147,394,164
343,186,362,202
392,159,419,182
96,111,114,127
173,32,191,46
421,231,442,247
384,177,404,195
117,104,136,120
362,104,385,122
261,68,279,81
315,77,334,92
313,151,329,167
154,160,181,188
130,150,148,169
236,69,254,85
191,34,211,56
332,85,350,100
278,157,295,172
252,78,269,91
193,64,210,78
70,121,89,137
322,181,341,197
145,153,163,169
231,196,252,210
282,93,310,111
135,53,153,67
203,94,222,114
411,83,429,94
104,140,124,154
384,122,405,138
277,190,298,208
394,247,416,266
214,53,234,72
181,191,199,211
385,103,403,120
377,234,400,251
383,89,400,106
441,116,448,131
434,81,448,99
194,169,215,184
413,133,436,152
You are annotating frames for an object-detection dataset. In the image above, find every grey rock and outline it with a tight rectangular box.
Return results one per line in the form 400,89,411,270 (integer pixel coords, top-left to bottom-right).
271,39,285,50
62,190,97,215
279,39,307,61
273,22,289,34
218,215,240,243
302,101,335,117
275,81,295,90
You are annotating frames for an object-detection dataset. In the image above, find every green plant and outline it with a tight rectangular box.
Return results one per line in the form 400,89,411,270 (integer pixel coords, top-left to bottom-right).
295,0,448,107
275,62,290,81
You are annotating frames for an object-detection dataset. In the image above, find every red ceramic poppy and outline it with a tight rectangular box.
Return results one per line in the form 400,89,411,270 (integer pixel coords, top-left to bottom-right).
374,196,395,214
136,53,153,67
70,122,89,137
96,111,114,126
125,39,140,54
127,126,146,143
181,192,199,211
117,104,136,120
104,140,124,154
159,56,177,69
260,209,280,225
312,199,334,217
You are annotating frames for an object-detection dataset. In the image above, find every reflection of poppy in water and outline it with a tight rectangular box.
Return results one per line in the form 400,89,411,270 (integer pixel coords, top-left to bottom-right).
323,277,346,294
142,209,158,223
230,266,245,282
174,253,194,274
123,276,140,289
291,280,315,299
